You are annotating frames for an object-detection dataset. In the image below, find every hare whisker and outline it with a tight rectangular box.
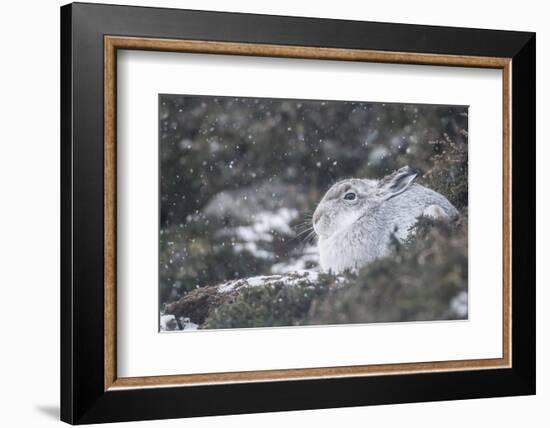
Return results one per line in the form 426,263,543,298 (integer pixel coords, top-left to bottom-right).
294,227,314,238
287,227,316,247
301,230,317,245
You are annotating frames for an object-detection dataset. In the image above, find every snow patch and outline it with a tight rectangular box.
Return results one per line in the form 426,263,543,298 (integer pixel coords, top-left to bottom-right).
271,245,319,274
233,242,273,259
219,208,300,260
230,208,298,243
160,314,199,332
217,270,320,294
160,314,176,331
449,291,468,317
181,318,199,331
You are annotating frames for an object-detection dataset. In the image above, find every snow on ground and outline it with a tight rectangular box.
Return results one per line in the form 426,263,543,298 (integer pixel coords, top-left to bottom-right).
225,208,298,242
232,242,273,259
181,318,199,330
160,314,199,332
218,208,299,260
449,291,468,317
271,244,319,274
217,270,320,294
160,314,175,331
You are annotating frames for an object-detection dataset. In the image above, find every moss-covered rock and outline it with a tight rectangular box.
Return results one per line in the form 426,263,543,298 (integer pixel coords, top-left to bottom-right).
202,272,337,329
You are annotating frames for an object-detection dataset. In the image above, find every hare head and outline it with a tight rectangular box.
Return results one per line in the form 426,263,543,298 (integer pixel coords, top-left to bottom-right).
312,166,418,240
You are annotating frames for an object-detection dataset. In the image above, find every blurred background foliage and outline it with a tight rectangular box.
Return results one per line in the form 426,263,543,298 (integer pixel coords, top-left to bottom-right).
159,94,468,324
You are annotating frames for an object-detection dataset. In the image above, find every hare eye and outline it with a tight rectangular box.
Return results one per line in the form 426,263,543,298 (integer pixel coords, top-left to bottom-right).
343,192,356,201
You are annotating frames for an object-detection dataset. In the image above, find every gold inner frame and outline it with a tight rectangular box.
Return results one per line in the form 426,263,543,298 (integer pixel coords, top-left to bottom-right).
104,35,512,391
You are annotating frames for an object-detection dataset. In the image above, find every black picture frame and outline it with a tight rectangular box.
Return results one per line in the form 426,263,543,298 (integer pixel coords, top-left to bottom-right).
61,2,535,424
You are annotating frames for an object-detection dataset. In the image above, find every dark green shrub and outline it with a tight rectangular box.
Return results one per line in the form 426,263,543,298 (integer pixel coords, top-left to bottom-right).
307,217,468,325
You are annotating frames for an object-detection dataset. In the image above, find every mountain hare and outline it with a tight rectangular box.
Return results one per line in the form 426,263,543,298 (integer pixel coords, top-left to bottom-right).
312,166,458,272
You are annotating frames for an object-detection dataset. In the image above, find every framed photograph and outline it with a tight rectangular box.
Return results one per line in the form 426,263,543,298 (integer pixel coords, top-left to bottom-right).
61,2,535,424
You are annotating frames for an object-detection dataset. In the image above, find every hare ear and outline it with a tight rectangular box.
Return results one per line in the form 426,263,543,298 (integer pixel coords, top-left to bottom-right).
378,166,417,200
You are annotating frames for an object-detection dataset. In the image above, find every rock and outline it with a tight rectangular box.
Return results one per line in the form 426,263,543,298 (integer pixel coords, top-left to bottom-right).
163,270,325,328
164,285,234,327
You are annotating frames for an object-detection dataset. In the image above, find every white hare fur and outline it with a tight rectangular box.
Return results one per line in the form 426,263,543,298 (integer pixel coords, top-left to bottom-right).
312,166,458,273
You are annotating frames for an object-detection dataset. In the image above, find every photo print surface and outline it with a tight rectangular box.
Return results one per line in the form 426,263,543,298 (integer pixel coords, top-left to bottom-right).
159,95,468,331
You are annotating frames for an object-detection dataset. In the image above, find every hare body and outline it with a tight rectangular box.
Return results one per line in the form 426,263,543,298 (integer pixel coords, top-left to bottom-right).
312,167,458,273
